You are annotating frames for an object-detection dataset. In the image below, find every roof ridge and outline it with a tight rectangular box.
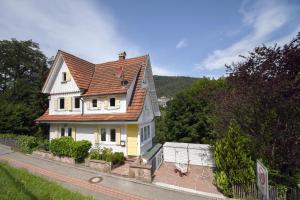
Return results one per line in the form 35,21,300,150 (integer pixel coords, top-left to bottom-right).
58,49,95,65
95,54,148,66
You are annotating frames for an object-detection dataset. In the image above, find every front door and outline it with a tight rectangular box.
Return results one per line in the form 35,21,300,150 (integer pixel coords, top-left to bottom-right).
127,124,138,156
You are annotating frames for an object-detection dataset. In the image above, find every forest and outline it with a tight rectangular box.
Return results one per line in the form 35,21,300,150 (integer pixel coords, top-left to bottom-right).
0,33,299,196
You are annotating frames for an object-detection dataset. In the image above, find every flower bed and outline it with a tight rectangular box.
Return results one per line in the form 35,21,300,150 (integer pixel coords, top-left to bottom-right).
86,147,125,172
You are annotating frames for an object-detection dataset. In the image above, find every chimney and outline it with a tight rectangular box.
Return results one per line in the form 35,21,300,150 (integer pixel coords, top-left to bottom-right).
118,51,126,60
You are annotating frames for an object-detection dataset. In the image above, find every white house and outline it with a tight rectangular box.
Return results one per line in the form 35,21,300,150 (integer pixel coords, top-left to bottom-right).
37,50,160,156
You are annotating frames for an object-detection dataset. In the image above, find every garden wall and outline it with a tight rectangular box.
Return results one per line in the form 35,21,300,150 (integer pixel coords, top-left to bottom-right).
32,150,75,165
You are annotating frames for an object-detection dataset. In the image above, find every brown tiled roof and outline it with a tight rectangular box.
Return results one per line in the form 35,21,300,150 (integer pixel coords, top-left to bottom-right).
83,55,146,96
37,51,148,122
59,50,95,90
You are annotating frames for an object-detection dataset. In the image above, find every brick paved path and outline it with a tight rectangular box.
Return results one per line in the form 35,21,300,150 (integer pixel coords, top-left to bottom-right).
0,155,146,200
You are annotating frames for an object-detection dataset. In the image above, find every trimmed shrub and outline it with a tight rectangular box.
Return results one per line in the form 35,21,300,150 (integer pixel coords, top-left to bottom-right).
89,147,125,165
49,137,74,157
112,152,125,165
16,135,38,154
71,140,92,161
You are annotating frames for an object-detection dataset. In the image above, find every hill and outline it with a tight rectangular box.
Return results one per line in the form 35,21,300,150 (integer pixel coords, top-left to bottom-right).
153,75,199,98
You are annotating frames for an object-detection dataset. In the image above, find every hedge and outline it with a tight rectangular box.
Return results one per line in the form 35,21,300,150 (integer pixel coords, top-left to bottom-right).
49,137,92,162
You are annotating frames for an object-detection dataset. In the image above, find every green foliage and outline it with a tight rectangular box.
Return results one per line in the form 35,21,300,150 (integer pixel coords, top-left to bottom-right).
16,135,38,154
36,139,50,151
214,171,231,196
71,140,92,161
214,121,255,196
0,161,94,200
0,133,18,139
49,137,74,157
89,147,125,165
155,77,228,144
153,75,199,98
0,39,49,135
49,137,91,161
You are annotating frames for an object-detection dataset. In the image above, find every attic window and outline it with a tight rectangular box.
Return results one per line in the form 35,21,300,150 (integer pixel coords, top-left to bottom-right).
62,72,67,82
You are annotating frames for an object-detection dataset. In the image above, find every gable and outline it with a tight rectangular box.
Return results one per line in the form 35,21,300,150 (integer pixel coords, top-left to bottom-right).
142,58,160,116
49,60,80,94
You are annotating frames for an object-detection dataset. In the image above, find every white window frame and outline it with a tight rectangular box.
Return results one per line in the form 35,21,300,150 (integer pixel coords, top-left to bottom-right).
98,127,118,144
140,125,151,144
62,72,67,83
91,98,98,109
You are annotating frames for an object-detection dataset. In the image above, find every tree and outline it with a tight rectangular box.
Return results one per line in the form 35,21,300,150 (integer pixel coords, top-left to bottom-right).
214,121,255,196
220,32,300,186
156,77,228,144
0,39,49,134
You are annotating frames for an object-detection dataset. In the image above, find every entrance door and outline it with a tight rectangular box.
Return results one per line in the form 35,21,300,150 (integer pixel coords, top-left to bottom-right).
127,124,138,156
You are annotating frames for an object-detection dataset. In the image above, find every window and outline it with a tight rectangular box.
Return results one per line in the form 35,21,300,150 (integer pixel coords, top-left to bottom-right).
140,125,150,143
68,128,72,137
59,98,65,109
110,98,115,107
62,72,67,82
101,128,106,142
74,97,80,109
92,99,97,108
110,129,116,142
61,128,65,137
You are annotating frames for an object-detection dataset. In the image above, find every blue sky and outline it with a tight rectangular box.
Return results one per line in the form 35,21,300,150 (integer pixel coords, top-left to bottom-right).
0,0,299,77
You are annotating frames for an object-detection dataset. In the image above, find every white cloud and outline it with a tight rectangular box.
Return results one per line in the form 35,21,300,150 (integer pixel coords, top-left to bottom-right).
176,38,188,49
197,0,298,71
151,64,176,76
0,0,141,63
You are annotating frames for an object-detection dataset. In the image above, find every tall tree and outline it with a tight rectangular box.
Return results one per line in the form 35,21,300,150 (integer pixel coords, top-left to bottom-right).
221,33,300,185
0,39,49,134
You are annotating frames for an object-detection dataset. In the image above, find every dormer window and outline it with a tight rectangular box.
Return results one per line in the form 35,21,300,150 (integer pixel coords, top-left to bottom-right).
62,72,67,82
92,99,97,108
110,98,115,107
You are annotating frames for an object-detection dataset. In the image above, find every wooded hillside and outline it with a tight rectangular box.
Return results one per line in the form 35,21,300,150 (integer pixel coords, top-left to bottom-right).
153,75,198,97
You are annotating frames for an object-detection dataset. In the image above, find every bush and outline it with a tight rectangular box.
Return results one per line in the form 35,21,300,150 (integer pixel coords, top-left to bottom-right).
49,137,74,157
37,139,50,151
16,135,38,154
0,133,18,139
89,147,125,165
112,152,125,165
49,137,91,162
71,140,92,161
214,121,255,197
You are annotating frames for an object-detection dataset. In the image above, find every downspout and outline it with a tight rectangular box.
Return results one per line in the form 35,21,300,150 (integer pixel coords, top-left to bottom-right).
81,97,84,115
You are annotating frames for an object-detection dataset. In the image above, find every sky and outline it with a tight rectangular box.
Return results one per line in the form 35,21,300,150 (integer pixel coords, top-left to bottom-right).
0,0,299,77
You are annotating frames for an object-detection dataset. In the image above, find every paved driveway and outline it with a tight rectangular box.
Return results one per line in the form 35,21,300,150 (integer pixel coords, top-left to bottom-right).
0,145,221,200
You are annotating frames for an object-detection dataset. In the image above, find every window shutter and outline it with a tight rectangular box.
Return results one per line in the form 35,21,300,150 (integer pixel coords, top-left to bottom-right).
97,98,101,110
87,100,90,110
66,97,72,111
66,71,71,81
104,100,108,109
72,127,76,141
53,99,58,110
56,126,60,138
116,128,121,145
116,99,121,109
94,127,99,144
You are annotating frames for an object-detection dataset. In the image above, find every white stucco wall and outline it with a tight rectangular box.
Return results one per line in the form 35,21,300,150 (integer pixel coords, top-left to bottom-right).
50,60,80,94
49,124,127,155
83,95,127,114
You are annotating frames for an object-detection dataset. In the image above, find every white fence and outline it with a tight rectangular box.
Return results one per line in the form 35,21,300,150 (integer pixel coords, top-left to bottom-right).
163,142,215,167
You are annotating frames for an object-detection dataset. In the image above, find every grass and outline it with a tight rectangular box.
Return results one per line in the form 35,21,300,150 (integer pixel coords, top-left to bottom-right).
0,161,94,200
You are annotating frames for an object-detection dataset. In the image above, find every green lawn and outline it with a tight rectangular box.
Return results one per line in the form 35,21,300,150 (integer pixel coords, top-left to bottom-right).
0,161,94,200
